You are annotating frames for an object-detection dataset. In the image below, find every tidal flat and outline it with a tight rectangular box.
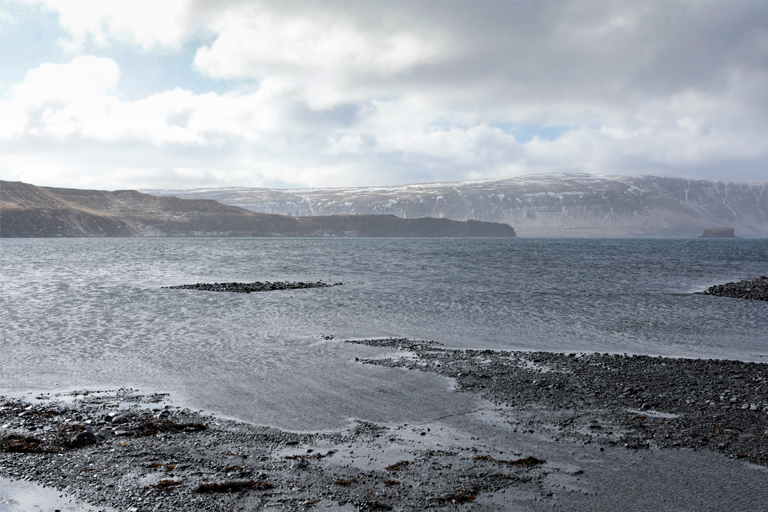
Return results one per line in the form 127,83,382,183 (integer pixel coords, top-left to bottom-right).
2,338,768,511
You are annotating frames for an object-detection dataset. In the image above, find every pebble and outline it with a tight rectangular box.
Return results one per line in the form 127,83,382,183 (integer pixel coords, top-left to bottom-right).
111,414,130,424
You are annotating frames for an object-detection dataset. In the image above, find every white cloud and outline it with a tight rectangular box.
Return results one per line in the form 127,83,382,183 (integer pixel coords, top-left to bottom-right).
28,0,195,51
11,55,119,104
0,100,26,138
2,1,768,189
0,6,16,30
193,4,447,81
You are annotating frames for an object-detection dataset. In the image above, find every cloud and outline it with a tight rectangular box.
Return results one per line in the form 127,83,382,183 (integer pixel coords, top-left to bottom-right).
193,3,448,80
0,6,16,30
12,55,119,103
2,1,768,189
28,0,196,51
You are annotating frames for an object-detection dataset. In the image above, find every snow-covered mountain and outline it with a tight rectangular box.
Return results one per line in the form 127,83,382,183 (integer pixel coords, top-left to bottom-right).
144,173,768,237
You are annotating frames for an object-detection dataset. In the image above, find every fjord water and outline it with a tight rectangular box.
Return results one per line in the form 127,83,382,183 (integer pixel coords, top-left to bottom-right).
2,238,767,430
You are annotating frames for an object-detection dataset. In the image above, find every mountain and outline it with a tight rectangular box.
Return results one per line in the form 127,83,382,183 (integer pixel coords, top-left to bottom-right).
0,181,515,238
144,174,768,237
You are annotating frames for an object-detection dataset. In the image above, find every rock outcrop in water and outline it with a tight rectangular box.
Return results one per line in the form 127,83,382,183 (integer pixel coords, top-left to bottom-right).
697,276,768,301
143,173,768,238
700,227,736,238
163,281,342,293
0,180,515,238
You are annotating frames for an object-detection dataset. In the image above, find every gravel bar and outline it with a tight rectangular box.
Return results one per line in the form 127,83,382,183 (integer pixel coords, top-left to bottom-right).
162,281,342,293
347,338,768,464
697,276,768,301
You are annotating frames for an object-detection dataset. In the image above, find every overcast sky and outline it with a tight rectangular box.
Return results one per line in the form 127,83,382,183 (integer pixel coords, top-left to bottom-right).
1,0,767,190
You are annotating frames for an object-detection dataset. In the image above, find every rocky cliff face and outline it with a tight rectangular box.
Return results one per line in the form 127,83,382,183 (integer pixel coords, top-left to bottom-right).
0,181,515,238
144,174,768,237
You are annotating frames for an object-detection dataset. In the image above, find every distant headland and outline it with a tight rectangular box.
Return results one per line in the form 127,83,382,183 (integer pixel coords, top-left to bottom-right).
0,181,515,238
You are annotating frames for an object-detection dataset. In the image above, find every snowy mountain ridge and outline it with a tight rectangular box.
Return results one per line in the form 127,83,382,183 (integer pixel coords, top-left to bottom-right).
144,173,768,237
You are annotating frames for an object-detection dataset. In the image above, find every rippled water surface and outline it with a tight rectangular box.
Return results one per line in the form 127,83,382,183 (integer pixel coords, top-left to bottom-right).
2,238,767,429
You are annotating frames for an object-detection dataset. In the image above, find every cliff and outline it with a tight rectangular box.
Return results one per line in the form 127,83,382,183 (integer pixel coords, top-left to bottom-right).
0,181,515,238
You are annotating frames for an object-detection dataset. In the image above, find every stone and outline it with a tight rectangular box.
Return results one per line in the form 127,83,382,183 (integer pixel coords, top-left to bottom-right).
111,414,130,424
71,431,99,447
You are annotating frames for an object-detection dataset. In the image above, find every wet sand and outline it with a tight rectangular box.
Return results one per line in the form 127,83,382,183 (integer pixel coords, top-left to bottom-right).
2,338,767,511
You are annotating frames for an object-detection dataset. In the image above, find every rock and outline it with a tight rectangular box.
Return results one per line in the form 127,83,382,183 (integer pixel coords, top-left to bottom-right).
71,431,99,447
111,414,130,424
700,227,735,238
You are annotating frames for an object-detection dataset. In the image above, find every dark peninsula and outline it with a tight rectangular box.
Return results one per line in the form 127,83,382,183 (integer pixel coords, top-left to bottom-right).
0,181,515,238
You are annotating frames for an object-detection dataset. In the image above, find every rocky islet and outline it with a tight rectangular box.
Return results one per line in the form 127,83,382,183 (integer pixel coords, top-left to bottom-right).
162,281,342,293
697,276,768,301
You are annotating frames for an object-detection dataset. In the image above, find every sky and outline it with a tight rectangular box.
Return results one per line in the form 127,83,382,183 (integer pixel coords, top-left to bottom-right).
0,0,767,191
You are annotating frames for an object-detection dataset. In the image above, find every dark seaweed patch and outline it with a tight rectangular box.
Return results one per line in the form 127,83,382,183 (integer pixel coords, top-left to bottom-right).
194,480,273,493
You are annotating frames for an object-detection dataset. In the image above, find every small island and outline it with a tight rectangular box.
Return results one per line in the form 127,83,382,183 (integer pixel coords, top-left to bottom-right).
700,227,736,238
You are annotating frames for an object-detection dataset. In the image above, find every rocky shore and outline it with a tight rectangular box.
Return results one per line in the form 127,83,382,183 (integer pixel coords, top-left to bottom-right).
697,276,768,301
346,338,768,463
162,281,342,293
2,339,767,511
0,388,552,511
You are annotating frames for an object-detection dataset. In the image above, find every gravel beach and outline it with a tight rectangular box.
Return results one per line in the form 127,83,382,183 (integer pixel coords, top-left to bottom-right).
2,338,767,511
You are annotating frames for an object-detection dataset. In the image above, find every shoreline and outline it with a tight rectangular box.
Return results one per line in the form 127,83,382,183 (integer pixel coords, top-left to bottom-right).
2,341,768,511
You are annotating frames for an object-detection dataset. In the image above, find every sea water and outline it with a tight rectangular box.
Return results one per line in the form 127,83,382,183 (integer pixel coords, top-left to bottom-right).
1,237,767,430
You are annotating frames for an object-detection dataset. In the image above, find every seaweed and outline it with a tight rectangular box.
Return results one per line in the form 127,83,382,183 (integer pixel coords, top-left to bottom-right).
150,479,182,491
0,434,58,453
385,460,410,471
194,480,273,493
474,454,546,467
